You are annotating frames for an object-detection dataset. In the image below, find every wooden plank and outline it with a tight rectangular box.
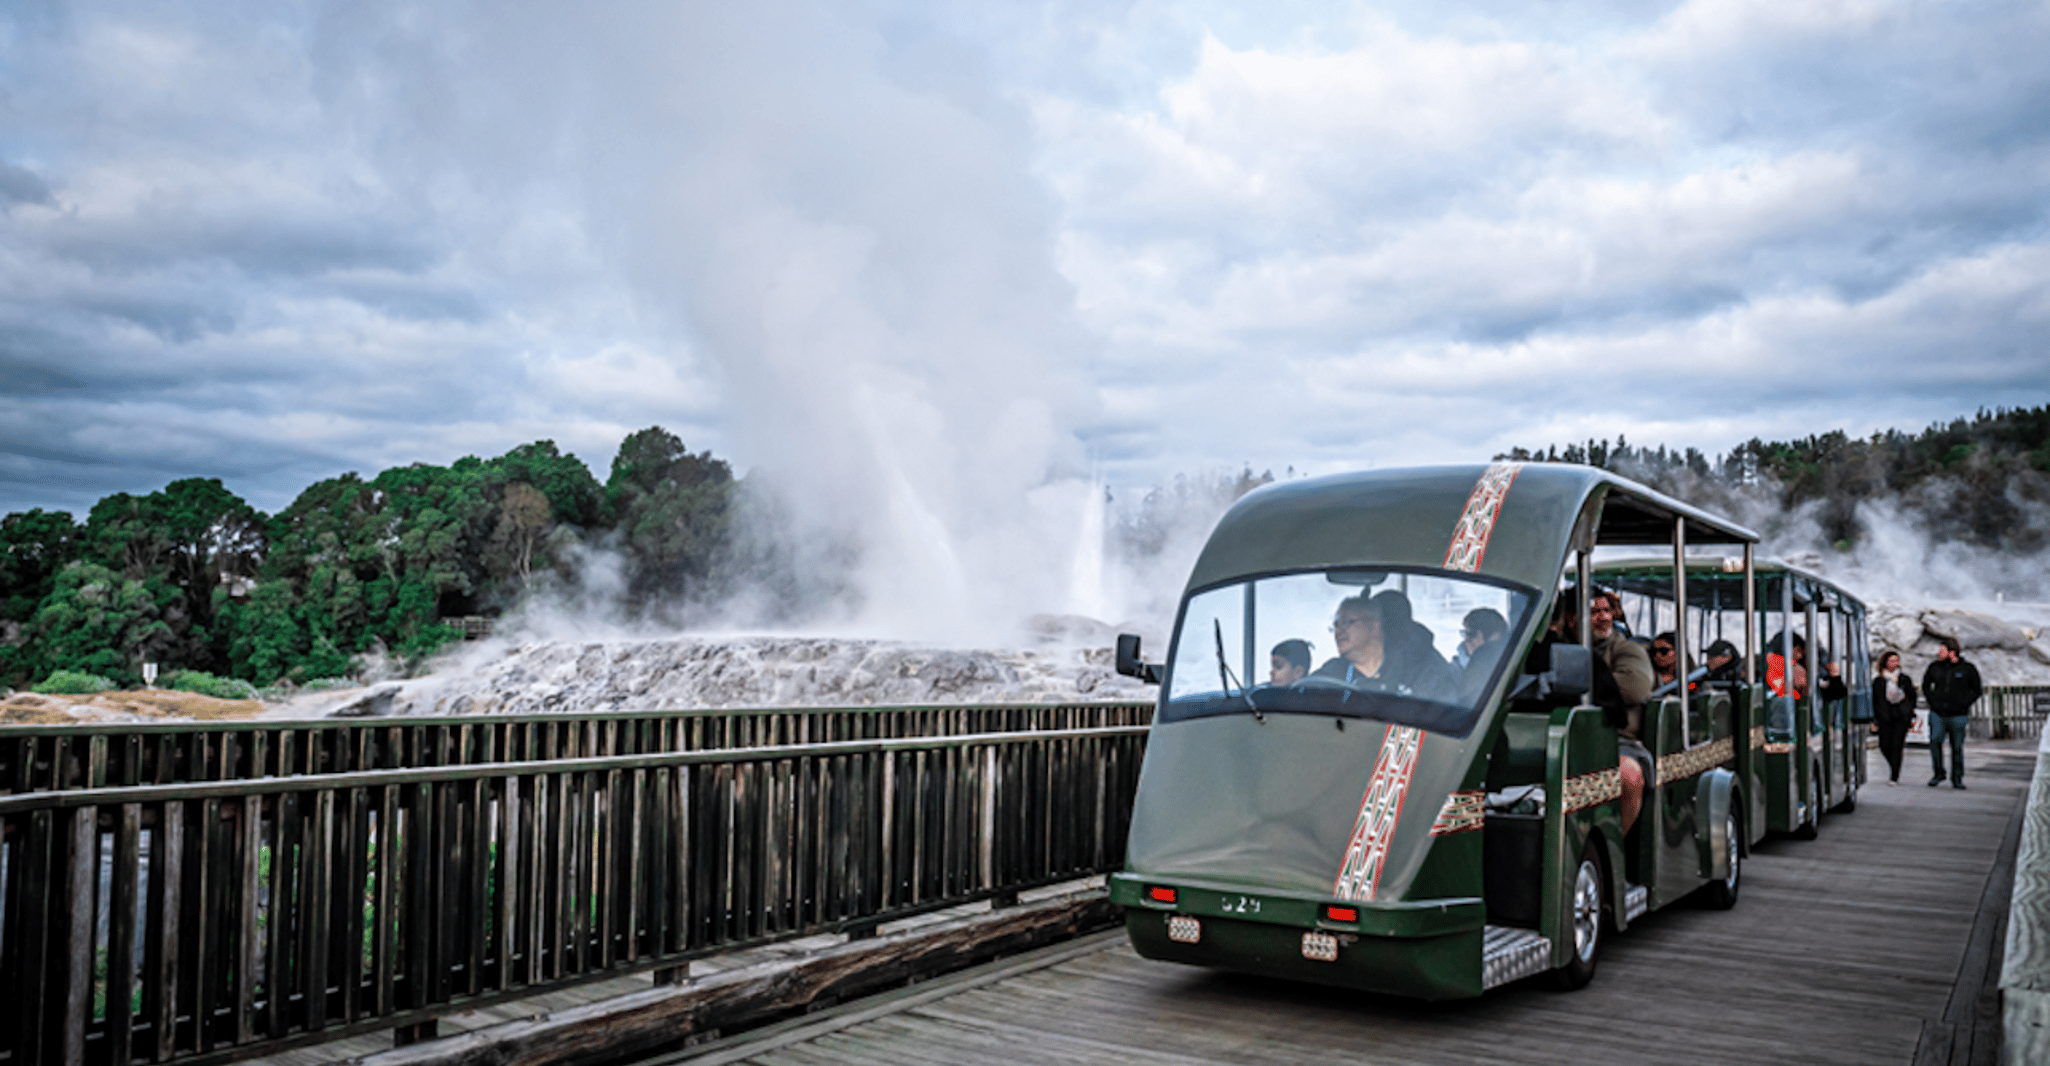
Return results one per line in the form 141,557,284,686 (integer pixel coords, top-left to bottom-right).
345,892,1121,1066
640,742,2037,1066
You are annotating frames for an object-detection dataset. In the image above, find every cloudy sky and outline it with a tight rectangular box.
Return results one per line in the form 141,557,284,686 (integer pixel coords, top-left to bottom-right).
4,1,2048,631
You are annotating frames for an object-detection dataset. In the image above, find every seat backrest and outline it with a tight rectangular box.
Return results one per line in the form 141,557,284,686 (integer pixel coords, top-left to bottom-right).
1488,711,1552,787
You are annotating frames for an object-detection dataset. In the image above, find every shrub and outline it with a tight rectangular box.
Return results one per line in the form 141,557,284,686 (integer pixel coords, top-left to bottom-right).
34,670,117,695
163,669,260,701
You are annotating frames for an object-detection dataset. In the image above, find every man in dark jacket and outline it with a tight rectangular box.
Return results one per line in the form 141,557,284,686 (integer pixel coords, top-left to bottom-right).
1922,637,1984,789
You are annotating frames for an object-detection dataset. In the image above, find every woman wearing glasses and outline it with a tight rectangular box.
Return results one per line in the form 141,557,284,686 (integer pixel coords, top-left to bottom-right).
1649,631,1686,690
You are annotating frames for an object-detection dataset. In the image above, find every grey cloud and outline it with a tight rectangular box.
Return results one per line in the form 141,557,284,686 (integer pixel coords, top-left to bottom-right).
0,162,53,207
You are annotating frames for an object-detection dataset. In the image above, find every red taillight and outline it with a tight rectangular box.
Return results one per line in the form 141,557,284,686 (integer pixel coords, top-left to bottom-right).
1325,905,1359,923
1148,886,1178,904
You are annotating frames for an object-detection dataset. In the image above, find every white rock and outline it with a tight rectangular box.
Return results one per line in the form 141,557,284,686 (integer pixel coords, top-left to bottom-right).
1919,608,2029,651
389,635,1160,717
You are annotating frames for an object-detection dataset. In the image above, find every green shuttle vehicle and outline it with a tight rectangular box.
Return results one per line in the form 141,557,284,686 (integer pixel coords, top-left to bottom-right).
1110,463,1765,999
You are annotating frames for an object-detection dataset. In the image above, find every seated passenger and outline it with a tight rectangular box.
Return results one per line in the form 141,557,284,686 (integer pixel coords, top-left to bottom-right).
1766,633,1846,700
1311,592,1456,699
1702,639,1742,684
1649,631,1689,692
1454,607,1509,672
1268,639,1312,686
1537,591,1650,835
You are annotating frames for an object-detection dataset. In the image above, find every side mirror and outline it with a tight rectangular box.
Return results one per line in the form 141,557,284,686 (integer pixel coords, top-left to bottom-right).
1115,633,1163,686
1546,644,1591,700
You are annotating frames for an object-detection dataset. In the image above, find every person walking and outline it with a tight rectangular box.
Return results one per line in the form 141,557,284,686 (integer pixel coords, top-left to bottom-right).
1922,637,1983,789
1871,650,1918,785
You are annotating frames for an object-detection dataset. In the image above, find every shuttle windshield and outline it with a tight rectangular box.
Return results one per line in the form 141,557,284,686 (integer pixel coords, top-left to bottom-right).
1161,568,1537,738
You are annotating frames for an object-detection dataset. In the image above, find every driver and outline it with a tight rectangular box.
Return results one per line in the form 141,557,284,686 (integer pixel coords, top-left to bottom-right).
1310,592,1454,698
1269,639,1313,686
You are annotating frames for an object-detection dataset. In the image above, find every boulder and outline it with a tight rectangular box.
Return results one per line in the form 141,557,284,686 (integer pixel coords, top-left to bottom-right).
1919,609,2029,651
332,682,406,718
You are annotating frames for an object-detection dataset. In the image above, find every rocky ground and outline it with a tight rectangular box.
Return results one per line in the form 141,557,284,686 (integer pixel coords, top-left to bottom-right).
319,633,1160,719
0,688,264,725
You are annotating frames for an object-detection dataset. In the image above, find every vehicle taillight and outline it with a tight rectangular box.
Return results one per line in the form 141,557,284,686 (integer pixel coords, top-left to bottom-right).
1148,886,1178,905
1324,905,1359,923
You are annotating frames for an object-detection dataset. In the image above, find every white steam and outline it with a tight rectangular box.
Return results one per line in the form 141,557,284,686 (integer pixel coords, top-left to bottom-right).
527,3,1106,643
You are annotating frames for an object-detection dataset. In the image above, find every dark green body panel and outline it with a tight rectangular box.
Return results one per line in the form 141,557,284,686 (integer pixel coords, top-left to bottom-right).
1123,714,1474,902
1123,908,1486,1001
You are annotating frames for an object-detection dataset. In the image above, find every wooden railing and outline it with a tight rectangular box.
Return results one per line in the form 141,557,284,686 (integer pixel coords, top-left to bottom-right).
1978,686,2050,740
0,719,1150,1066
0,703,1153,794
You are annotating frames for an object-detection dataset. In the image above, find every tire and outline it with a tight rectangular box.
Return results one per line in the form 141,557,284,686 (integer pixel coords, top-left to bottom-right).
1792,769,1822,841
1548,844,1605,990
1834,776,1858,814
1700,810,1741,910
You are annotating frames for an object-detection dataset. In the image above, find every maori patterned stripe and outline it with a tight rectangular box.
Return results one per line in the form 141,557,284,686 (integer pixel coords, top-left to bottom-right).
1750,725,1766,751
1762,741,1796,755
1334,724,1424,900
1443,463,1523,572
1429,790,1486,836
1331,464,1522,901
1656,736,1735,788
1328,463,1525,897
1563,767,1622,813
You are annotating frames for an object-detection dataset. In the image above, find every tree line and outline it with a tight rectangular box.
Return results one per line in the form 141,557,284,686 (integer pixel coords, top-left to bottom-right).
1499,404,2050,560
0,427,735,691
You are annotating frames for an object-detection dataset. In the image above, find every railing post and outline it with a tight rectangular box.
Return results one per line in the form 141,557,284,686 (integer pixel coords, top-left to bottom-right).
64,805,96,1066
980,745,997,894
394,1019,438,1046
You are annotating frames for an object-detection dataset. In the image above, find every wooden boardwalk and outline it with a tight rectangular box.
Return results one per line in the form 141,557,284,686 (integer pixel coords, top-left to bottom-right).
648,740,2038,1066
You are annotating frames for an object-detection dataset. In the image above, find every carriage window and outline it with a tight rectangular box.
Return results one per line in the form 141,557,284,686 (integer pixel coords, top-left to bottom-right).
1161,569,1535,738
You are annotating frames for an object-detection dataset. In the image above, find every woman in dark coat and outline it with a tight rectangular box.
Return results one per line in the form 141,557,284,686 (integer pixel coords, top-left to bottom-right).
1872,650,1918,784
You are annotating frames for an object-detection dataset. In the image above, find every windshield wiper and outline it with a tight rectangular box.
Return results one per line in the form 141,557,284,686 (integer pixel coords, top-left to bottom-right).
1214,619,1260,721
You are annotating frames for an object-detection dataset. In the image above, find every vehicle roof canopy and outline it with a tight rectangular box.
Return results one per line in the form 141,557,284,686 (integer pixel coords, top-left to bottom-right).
1596,555,1868,614
1186,463,1759,595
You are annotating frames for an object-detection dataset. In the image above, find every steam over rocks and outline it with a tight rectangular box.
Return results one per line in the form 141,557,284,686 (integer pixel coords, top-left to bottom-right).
1869,600,2050,685
286,600,2045,722
360,636,1160,717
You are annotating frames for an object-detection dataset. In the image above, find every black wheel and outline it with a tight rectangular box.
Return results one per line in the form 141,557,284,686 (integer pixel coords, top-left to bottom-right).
1834,775,1858,813
1792,769,1822,840
1699,810,1741,910
1548,844,1605,990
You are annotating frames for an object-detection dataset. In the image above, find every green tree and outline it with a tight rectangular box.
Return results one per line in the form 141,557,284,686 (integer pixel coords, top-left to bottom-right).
1,509,81,621
29,561,174,686
75,479,265,673
605,427,735,611
486,482,555,588
491,440,603,528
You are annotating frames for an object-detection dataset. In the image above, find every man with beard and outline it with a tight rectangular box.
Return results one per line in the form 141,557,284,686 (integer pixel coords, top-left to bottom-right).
1922,637,1983,789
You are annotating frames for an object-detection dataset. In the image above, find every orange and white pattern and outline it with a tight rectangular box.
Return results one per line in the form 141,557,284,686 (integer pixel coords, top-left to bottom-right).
1333,723,1424,900
1428,790,1487,836
1443,463,1523,573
